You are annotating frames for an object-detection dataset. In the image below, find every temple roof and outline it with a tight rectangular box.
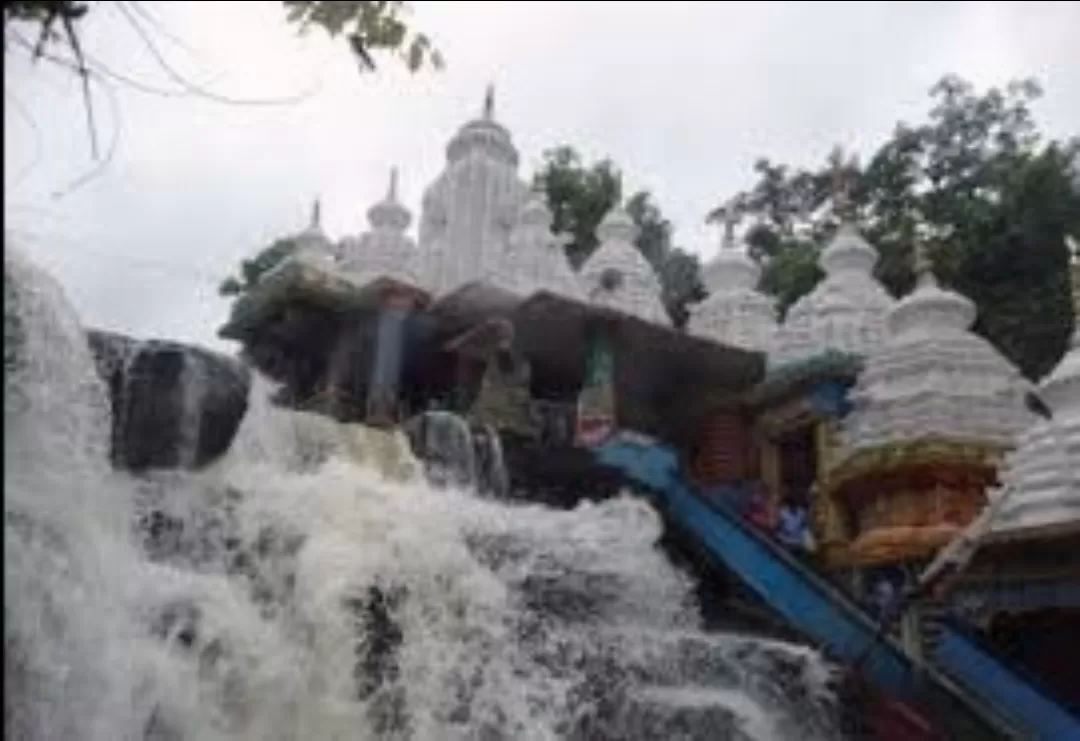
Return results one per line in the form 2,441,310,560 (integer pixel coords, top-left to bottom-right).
291,198,337,269
773,222,895,365
338,169,425,291
688,215,777,352
490,191,584,301
987,257,1080,535
835,243,1034,461
579,206,671,326
419,86,530,296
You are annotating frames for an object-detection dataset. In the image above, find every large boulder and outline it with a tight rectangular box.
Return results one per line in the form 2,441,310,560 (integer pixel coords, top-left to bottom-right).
87,330,250,472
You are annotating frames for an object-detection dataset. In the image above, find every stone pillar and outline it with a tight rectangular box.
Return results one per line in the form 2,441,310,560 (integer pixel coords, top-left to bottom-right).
319,315,364,420
760,435,782,522
366,291,414,426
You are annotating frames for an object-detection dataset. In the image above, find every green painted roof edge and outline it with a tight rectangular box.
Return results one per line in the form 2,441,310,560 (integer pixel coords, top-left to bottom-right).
745,348,863,406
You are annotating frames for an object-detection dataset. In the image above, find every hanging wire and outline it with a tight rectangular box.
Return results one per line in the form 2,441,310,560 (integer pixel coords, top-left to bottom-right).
4,87,44,188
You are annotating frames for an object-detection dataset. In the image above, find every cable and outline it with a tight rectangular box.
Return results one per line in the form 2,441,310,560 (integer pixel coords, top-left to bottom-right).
3,87,44,188
51,69,122,199
113,2,323,107
123,0,202,58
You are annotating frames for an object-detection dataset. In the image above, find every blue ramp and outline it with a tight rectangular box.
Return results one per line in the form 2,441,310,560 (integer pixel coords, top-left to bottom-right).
595,433,1080,741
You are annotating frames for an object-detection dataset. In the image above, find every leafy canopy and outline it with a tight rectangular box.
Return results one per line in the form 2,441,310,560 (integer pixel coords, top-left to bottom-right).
531,146,706,327
219,237,298,297
713,75,1080,380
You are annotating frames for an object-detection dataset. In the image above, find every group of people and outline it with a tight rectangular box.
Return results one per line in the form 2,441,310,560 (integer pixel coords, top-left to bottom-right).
739,483,815,555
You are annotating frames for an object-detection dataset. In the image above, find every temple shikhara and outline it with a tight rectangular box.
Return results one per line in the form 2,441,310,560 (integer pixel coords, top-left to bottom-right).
221,89,1080,731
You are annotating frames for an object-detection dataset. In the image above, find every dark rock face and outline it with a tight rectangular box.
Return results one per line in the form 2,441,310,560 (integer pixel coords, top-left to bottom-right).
87,330,251,472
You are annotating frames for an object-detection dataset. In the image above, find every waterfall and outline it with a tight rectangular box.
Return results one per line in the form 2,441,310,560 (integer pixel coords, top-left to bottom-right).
4,247,840,740
404,413,511,498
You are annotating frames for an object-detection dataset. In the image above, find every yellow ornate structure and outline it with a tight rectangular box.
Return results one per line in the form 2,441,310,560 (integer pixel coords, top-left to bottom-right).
823,243,1034,567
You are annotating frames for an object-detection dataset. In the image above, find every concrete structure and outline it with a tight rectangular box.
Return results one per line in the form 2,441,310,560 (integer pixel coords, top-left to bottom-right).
688,208,778,353
826,243,1033,566
220,89,764,435
773,221,895,366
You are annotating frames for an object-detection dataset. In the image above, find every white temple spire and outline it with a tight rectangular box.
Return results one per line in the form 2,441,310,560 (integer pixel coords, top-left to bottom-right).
689,198,776,351
292,194,333,264
339,167,422,289
388,166,399,202
913,239,936,288
483,83,495,120
581,204,670,326
367,167,411,232
984,250,1080,533
830,146,858,222
712,197,743,251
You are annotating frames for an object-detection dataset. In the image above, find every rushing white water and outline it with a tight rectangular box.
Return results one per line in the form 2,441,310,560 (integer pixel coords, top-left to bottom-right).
4,247,840,741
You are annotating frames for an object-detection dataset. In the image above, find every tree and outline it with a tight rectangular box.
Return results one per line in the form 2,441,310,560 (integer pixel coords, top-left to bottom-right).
4,2,443,165
218,237,299,297
532,146,706,327
530,146,622,269
714,75,1080,380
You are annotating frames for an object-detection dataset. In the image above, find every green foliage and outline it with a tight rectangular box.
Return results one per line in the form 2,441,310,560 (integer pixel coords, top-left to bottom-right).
218,237,298,297
717,75,1080,379
531,147,706,327
6,2,442,76
283,1,443,72
530,147,622,269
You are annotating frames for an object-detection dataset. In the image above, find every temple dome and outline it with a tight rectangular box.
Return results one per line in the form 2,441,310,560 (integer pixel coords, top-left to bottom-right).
418,86,530,295
580,206,671,326
987,258,1080,533
489,191,584,301
688,225,777,351
290,199,337,269
837,248,1034,457
773,222,894,365
339,169,424,289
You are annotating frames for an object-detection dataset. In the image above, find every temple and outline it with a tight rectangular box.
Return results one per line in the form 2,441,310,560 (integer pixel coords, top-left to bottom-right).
220,90,1080,735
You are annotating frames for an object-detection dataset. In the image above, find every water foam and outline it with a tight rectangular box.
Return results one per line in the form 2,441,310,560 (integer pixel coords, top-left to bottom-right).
4,247,839,740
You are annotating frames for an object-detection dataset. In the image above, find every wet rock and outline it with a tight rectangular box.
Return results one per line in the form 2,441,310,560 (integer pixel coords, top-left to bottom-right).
87,330,250,471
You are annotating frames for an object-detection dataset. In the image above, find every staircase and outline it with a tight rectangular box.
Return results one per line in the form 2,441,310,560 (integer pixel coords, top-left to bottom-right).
595,432,1080,741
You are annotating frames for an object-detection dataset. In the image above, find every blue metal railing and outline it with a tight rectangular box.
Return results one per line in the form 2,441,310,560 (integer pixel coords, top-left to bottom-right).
594,432,1080,740
934,617,1080,739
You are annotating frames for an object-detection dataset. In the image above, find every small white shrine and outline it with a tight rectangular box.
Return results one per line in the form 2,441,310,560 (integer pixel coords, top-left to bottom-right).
688,205,777,352
837,242,1034,457
987,257,1080,534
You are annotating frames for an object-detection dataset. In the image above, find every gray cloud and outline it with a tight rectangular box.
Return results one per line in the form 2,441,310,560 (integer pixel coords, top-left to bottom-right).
5,0,1078,351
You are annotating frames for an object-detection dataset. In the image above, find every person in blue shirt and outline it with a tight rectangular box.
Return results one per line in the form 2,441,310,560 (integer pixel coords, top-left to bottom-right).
776,496,809,552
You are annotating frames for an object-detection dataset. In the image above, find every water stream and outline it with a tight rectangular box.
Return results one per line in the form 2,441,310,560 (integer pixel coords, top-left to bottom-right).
4,247,840,740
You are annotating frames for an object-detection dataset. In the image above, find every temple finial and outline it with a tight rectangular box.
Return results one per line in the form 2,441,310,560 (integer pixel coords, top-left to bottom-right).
830,146,856,221
713,197,743,250
311,197,322,230
913,240,935,286
388,167,399,201
483,83,495,120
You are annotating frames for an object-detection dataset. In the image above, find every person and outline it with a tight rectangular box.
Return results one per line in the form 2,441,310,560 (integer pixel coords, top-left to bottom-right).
871,575,898,623
777,497,809,552
745,483,773,532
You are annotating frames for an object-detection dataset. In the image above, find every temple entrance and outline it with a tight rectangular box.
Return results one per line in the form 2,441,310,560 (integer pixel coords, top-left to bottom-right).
778,424,817,508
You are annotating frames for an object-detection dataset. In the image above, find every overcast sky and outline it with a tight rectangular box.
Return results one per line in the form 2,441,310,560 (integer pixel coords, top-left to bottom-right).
5,0,1079,352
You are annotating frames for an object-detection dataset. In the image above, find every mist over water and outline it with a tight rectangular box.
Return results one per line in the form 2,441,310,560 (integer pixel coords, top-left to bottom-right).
4,247,839,740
